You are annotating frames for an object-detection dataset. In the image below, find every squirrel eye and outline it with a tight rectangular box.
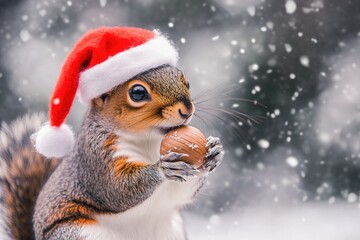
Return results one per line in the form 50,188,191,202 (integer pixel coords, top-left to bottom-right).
129,84,150,102
186,81,190,89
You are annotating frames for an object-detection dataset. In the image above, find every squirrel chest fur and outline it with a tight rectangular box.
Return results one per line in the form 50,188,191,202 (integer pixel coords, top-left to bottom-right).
81,134,202,240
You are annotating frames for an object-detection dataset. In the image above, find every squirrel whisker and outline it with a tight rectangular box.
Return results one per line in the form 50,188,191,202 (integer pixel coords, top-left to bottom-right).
192,82,237,102
196,105,263,125
193,111,250,145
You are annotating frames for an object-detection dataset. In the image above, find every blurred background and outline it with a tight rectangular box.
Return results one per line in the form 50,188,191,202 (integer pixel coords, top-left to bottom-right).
1,0,360,239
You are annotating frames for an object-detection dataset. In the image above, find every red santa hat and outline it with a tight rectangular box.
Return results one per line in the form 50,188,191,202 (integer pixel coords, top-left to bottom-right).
34,26,178,158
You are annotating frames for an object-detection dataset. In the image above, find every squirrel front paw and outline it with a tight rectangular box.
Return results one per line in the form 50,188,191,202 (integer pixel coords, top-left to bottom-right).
160,152,200,182
202,136,224,172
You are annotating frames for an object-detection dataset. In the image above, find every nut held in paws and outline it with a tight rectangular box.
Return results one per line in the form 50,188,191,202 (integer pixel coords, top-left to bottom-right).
160,126,207,168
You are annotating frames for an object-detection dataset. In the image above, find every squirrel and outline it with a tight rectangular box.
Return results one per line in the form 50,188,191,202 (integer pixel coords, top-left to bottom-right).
0,27,224,240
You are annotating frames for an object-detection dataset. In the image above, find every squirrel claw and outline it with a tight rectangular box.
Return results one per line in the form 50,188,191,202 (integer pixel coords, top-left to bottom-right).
203,137,224,173
206,136,221,148
165,175,186,182
160,152,188,161
160,151,200,182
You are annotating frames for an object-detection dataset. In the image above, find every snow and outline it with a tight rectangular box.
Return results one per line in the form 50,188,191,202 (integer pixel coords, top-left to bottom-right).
187,143,199,150
300,55,310,67
211,35,219,41
53,98,60,105
249,63,259,72
291,91,299,101
284,43,292,53
268,44,276,52
256,162,265,170
39,9,47,17
185,204,360,240
314,41,360,150
246,6,256,17
311,38,318,43
266,21,274,29
230,40,238,46
347,193,357,203
285,0,297,14
180,38,186,44
209,214,221,225
286,156,298,167
168,22,174,28
20,29,31,42
234,147,243,156
289,73,296,79
308,101,314,108
258,139,270,149
99,0,107,7
338,41,346,48
251,86,261,95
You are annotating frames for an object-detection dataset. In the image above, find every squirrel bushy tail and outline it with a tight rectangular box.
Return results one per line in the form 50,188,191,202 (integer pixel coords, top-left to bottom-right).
0,113,60,240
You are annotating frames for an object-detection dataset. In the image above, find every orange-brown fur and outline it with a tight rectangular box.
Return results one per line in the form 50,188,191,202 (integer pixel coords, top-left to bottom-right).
113,157,146,177
44,200,98,238
103,133,118,151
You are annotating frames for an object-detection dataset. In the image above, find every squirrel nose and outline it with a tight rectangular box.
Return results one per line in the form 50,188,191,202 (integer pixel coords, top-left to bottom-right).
178,109,192,120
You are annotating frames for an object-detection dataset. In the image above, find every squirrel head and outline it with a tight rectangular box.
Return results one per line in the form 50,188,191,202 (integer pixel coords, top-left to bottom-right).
91,65,194,135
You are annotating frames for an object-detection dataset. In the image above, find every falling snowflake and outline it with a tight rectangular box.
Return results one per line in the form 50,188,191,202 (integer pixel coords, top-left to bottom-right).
286,156,299,167
285,0,297,14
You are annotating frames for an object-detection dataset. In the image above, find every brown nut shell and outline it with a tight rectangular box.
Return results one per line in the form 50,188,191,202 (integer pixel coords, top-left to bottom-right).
160,126,207,168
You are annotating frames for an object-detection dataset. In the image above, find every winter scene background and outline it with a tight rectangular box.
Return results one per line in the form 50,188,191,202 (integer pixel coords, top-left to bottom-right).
1,0,360,239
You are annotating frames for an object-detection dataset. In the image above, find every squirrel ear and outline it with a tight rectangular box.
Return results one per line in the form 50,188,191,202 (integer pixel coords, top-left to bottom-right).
93,93,109,109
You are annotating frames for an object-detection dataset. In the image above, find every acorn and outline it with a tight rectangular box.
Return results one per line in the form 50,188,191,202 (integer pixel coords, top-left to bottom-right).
160,126,207,168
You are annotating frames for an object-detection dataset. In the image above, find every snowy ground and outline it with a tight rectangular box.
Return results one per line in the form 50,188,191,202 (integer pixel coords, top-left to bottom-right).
185,204,360,240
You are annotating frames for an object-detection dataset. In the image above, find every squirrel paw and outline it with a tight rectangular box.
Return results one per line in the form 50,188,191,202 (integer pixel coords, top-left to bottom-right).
203,136,224,173
160,152,200,182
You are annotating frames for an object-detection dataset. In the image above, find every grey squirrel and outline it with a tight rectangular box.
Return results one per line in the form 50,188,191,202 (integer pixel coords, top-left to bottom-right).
0,27,224,240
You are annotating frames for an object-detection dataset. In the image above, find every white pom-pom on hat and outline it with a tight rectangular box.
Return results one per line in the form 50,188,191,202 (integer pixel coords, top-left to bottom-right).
34,123,75,158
